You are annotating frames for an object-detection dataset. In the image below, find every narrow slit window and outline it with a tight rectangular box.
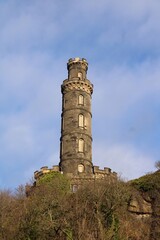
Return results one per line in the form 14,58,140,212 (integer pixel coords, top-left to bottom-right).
79,114,84,127
78,94,84,105
78,139,84,152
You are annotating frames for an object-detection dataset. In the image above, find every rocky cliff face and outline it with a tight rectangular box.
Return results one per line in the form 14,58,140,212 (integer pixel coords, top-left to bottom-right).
128,171,160,240
128,192,152,216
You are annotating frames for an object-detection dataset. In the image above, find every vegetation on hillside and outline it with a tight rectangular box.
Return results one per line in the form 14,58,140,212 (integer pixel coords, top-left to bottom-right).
0,172,159,240
131,170,160,240
131,170,160,192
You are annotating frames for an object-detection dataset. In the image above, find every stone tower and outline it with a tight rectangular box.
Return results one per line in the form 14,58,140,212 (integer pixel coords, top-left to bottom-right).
59,58,93,176
34,58,117,183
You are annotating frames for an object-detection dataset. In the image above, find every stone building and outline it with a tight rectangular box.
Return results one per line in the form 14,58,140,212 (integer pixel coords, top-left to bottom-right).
34,58,117,188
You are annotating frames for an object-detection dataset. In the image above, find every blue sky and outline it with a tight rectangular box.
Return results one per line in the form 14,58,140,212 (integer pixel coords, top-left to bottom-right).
0,0,160,189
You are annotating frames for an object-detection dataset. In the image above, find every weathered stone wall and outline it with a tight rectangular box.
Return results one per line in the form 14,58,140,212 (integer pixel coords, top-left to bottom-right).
34,165,117,183
60,58,94,175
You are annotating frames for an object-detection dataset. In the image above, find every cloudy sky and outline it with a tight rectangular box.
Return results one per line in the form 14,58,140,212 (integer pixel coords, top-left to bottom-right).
0,0,160,189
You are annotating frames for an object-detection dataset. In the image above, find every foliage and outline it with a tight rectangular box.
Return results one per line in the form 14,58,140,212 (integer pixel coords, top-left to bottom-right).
0,172,159,239
131,171,160,192
155,160,160,170
36,171,70,192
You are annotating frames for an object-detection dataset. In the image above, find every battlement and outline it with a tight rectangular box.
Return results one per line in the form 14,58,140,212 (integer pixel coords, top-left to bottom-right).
68,57,88,63
34,165,60,180
93,166,111,174
34,164,117,182
67,57,88,70
93,165,117,179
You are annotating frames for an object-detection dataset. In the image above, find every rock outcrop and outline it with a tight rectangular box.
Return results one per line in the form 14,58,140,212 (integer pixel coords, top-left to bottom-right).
128,171,160,240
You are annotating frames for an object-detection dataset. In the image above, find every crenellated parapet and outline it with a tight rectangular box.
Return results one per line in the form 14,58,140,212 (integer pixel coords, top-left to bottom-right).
34,164,117,182
67,57,88,71
93,166,117,179
34,165,60,180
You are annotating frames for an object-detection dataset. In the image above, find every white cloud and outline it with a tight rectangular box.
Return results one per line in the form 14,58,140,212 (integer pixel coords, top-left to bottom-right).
92,59,160,119
0,1,60,50
93,142,155,180
3,124,35,155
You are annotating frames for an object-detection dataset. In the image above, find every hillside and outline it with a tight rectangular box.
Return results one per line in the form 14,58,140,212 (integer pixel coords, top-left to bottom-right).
0,171,159,240
130,170,160,240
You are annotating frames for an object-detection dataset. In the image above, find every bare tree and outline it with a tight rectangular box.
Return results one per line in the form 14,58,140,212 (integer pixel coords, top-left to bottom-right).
155,160,160,170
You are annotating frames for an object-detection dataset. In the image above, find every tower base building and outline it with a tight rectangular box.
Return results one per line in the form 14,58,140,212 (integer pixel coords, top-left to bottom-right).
34,58,117,188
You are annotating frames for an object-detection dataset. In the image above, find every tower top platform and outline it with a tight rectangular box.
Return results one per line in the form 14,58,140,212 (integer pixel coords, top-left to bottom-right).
67,57,88,70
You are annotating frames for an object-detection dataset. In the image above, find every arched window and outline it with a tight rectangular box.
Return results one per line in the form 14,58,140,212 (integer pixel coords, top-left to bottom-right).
78,139,84,152
78,164,84,173
78,114,84,127
78,72,83,80
78,94,84,105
